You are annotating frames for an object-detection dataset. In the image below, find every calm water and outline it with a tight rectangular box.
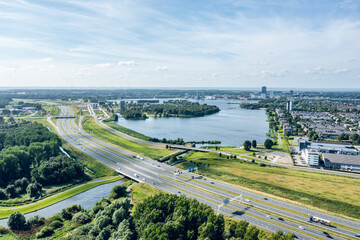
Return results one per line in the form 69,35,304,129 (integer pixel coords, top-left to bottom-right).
116,99,269,146
0,180,124,227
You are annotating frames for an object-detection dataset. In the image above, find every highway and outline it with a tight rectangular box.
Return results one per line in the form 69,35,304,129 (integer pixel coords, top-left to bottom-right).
53,105,360,240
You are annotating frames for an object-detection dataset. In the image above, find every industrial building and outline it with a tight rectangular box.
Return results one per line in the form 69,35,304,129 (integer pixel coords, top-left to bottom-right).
311,141,360,156
323,153,360,171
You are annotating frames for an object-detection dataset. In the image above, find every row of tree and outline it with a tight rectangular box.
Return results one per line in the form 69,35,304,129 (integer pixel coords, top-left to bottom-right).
7,190,295,240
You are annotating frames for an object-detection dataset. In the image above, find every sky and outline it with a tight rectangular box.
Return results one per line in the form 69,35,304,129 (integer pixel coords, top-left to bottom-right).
0,0,360,89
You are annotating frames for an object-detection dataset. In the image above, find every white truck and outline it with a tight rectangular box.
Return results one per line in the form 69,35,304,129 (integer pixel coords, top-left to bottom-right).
310,216,331,226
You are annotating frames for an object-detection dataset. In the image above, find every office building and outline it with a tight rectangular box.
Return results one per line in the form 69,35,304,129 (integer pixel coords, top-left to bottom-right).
286,100,293,111
301,149,320,166
119,100,126,110
261,86,267,94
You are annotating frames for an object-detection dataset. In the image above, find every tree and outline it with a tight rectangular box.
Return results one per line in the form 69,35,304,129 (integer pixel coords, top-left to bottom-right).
110,185,127,199
26,182,42,198
8,211,26,230
243,140,251,151
350,133,359,142
252,140,257,148
264,139,274,149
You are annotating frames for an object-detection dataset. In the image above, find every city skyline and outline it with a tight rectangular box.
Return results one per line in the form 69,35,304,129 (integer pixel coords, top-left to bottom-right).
0,0,360,88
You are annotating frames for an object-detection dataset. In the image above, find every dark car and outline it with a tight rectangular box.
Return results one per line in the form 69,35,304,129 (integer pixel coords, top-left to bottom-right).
278,217,284,221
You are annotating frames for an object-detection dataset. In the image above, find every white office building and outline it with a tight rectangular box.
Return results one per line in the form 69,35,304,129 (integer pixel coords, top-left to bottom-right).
301,149,320,166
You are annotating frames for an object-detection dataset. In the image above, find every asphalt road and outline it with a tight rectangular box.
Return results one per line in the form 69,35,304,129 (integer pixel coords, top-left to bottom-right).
53,106,360,240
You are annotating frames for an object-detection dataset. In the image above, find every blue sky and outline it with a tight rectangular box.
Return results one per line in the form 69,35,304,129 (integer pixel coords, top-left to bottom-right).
0,0,359,88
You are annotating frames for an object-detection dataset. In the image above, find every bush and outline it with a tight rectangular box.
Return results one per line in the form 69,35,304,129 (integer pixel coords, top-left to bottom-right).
8,211,27,230
49,220,63,229
0,189,8,200
28,215,45,227
36,226,54,238
5,185,17,198
94,215,111,229
110,185,127,199
72,211,91,224
0,226,9,234
96,227,111,240
26,182,42,198
60,209,72,220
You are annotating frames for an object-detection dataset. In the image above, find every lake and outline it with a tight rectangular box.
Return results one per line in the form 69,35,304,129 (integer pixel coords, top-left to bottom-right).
0,179,125,227
116,99,269,146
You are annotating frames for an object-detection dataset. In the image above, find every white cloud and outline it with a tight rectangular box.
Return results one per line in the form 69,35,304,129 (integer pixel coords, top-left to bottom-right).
95,63,111,67
156,66,168,71
118,61,136,66
40,57,53,62
333,68,349,74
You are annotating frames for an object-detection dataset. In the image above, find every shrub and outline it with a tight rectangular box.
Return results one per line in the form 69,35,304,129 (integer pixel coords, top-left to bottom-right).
49,220,63,229
96,227,111,240
110,185,127,199
60,209,72,220
8,211,27,230
36,226,54,238
26,182,42,198
28,215,45,227
0,226,9,234
5,185,17,198
0,189,8,200
72,211,91,224
94,215,111,229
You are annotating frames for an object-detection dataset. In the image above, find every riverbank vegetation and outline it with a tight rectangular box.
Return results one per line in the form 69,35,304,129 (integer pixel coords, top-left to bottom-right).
120,100,220,120
178,151,360,220
2,182,294,240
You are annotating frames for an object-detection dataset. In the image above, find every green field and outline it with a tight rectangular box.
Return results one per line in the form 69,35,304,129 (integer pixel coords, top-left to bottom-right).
205,146,261,154
130,182,164,205
82,117,174,160
178,151,360,220
0,176,123,219
105,121,151,141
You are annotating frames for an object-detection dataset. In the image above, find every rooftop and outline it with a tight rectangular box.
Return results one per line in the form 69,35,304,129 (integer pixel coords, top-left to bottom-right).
323,153,360,165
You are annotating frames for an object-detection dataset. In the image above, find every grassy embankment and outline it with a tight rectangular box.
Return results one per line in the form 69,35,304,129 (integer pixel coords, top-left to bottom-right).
178,151,360,220
105,121,151,141
0,176,123,219
82,116,174,160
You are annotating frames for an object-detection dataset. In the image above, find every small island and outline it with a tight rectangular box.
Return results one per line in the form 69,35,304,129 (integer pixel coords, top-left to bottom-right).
120,100,220,120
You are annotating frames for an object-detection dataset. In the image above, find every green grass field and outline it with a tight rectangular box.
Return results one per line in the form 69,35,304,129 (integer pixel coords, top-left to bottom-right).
0,176,123,219
82,117,174,160
105,122,151,141
130,183,163,205
205,146,260,154
179,151,360,220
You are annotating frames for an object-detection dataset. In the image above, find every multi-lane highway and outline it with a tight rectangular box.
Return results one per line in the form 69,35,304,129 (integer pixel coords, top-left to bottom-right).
52,106,360,240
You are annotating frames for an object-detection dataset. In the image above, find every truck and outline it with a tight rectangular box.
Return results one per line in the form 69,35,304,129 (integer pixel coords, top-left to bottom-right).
310,216,331,226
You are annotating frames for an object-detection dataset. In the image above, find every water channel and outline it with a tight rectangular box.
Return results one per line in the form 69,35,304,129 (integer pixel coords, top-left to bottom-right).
0,180,125,227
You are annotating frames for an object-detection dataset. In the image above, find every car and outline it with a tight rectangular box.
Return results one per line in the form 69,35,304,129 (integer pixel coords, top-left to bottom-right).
278,217,284,221
298,226,305,230
210,181,214,184
266,215,272,219
264,197,268,200
178,191,181,194
204,178,206,180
